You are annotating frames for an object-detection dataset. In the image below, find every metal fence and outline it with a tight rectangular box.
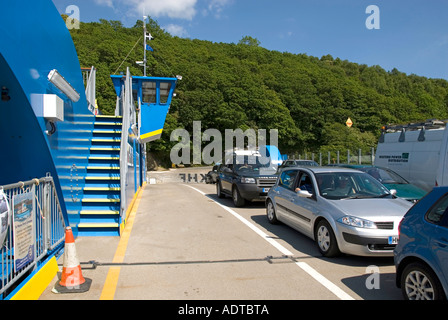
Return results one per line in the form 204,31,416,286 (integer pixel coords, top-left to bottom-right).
289,148,376,166
0,174,65,298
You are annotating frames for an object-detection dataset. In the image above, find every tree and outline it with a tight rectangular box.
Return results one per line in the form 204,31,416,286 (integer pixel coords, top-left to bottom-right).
68,17,448,164
238,36,260,47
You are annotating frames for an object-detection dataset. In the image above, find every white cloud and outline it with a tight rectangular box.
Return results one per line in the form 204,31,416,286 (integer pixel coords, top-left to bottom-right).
93,0,197,20
208,0,232,11
206,0,233,18
163,24,189,37
94,0,114,9
279,31,293,39
93,0,234,21
128,0,197,20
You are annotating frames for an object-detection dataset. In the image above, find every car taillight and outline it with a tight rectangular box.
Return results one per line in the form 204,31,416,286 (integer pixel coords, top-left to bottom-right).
397,218,404,241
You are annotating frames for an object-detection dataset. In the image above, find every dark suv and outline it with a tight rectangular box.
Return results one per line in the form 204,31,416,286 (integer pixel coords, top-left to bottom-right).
216,155,278,207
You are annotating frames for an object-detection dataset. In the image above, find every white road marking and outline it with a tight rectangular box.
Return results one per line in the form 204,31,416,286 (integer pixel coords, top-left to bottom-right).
186,185,355,300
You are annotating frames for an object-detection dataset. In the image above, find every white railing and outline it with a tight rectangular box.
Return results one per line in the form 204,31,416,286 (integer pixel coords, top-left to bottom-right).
83,66,98,115
117,68,135,220
0,174,65,298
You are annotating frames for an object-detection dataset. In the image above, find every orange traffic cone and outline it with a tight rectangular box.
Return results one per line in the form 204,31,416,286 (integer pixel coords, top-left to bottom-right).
52,227,92,294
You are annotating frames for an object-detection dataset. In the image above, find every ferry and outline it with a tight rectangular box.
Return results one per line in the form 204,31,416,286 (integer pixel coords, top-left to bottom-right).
0,0,177,299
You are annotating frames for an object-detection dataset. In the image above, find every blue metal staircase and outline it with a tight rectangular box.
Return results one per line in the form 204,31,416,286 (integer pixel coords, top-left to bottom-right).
78,115,123,236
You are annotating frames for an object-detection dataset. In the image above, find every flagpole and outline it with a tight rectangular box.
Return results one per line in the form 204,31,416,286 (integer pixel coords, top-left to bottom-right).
143,15,147,77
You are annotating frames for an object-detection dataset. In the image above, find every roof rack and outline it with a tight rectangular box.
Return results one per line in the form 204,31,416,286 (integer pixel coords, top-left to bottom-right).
379,119,448,143
381,119,447,133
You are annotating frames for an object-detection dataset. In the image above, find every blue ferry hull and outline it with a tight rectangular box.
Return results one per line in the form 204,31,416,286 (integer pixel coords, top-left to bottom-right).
0,1,176,237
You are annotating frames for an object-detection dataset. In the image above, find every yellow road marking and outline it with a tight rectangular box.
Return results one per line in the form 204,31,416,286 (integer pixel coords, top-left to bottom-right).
99,185,145,300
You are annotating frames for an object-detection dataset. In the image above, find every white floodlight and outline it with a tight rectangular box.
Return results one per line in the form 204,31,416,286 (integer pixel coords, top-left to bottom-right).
47,69,80,102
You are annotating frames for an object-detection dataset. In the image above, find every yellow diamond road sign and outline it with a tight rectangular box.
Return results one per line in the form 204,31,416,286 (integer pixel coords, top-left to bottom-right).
346,117,353,128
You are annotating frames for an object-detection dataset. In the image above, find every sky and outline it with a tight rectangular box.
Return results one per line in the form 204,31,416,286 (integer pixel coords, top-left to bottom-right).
52,0,448,80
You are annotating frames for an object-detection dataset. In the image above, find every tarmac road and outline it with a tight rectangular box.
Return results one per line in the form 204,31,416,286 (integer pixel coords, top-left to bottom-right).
39,167,402,301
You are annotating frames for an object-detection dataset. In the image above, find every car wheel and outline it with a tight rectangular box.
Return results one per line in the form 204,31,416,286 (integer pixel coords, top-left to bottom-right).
401,262,446,300
266,200,278,224
232,186,245,207
216,181,225,198
315,220,340,257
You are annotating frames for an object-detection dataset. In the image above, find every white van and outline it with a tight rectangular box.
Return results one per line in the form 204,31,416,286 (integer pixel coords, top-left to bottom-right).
374,119,448,192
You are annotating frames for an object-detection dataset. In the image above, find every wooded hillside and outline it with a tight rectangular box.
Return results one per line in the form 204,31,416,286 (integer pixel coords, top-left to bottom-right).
68,17,448,161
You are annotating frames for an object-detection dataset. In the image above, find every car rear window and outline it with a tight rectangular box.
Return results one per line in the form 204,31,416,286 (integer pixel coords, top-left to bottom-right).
426,193,448,224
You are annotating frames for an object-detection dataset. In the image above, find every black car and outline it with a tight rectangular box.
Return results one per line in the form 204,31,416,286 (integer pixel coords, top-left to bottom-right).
205,163,223,184
216,155,278,207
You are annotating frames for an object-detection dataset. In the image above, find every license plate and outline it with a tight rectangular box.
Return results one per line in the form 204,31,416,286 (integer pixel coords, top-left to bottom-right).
262,188,270,193
388,236,399,245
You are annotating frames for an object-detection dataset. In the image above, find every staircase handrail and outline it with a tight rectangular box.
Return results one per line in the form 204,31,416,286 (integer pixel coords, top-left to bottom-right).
118,67,134,221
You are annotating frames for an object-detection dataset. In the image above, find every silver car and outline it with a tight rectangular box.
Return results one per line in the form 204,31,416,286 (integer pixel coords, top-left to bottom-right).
266,167,414,257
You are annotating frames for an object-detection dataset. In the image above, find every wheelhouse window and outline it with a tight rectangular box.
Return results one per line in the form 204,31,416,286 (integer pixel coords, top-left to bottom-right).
159,82,171,104
142,81,156,104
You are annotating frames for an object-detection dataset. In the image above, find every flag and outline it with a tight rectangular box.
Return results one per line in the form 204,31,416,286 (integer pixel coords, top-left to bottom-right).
146,44,154,52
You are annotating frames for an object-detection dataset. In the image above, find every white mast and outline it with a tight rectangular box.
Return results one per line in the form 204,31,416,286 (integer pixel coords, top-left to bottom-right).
143,15,147,77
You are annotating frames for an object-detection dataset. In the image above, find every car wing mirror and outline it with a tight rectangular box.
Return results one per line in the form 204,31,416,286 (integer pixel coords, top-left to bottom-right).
297,190,313,198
